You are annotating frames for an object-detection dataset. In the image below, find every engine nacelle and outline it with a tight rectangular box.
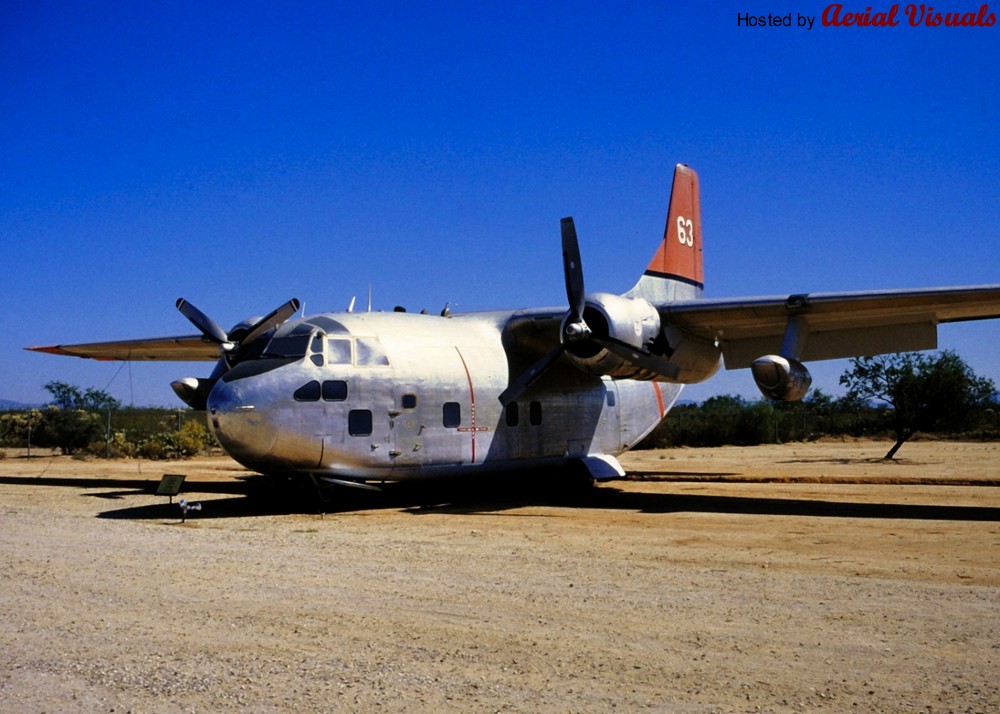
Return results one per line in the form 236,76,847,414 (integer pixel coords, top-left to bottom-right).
559,292,723,383
562,293,662,378
560,293,667,379
751,355,812,401
171,377,216,411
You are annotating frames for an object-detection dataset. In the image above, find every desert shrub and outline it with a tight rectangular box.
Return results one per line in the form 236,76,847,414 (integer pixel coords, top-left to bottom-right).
137,437,167,460
133,421,213,460
0,410,43,447
86,431,136,458
171,420,212,457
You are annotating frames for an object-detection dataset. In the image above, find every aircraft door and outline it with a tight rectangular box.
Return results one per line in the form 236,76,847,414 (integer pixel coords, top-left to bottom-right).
387,343,502,470
388,387,430,466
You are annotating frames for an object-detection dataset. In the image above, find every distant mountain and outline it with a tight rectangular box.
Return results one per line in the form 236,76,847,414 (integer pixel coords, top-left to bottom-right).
0,399,40,410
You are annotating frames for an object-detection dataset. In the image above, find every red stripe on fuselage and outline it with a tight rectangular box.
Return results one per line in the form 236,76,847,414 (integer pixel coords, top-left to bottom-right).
455,347,478,463
652,381,666,419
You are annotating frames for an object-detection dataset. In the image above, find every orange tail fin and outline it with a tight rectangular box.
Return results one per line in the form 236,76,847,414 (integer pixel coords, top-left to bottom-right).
626,164,704,302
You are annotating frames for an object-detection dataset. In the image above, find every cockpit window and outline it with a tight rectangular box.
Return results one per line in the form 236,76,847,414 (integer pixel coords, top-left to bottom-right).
263,334,311,358
310,334,325,366
288,323,315,336
356,336,389,366
327,338,352,365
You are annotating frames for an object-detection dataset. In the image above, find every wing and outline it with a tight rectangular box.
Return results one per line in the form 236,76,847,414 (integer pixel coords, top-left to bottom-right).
26,334,220,361
662,285,1000,369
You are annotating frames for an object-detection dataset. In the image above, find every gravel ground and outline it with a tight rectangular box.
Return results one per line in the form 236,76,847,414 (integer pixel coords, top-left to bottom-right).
0,440,997,712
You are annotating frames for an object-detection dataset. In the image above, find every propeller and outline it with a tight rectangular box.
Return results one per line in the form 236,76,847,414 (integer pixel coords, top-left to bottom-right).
561,218,589,341
498,218,590,406
498,219,671,406
176,297,300,359
177,298,233,350
561,218,665,367
172,297,301,410
239,299,301,346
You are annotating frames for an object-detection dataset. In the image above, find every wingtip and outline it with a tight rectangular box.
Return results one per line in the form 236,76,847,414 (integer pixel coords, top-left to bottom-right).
24,345,119,361
24,345,66,355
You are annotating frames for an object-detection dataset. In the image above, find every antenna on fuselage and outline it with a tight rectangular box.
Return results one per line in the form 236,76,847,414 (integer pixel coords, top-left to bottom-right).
347,296,356,313
367,284,372,313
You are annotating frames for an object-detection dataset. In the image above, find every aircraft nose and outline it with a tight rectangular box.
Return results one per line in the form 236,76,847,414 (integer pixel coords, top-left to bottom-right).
207,376,279,469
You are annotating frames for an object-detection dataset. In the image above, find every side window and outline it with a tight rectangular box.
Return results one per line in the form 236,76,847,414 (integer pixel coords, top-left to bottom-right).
327,338,352,365
293,381,321,402
356,336,390,366
322,380,348,401
401,393,417,410
348,409,373,436
505,402,519,427
529,401,542,426
442,402,461,428
606,389,616,407
310,334,325,367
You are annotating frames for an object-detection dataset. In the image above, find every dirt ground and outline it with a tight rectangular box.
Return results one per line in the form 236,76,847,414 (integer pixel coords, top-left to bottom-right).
0,440,997,712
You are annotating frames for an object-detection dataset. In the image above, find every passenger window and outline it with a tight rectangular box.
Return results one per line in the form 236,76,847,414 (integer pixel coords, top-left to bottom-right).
348,409,373,436
293,381,321,402
505,402,519,427
401,393,417,410
327,338,352,365
322,380,348,401
356,336,390,366
529,401,542,426
443,402,461,428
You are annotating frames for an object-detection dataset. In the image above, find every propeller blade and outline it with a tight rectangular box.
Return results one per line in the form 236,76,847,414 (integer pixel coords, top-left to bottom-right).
592,336,680,380
176,298,231,346
501,217,596,406
561,217,586,322
240,298,301,346
498,344,566,406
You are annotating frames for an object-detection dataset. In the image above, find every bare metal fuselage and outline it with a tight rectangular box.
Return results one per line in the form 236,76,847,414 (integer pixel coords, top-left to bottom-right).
31,164,994,488
207,309,680,481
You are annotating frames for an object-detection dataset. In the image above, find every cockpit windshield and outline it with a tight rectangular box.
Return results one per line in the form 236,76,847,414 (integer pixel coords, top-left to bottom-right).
261,334,311,359
258,320,390,366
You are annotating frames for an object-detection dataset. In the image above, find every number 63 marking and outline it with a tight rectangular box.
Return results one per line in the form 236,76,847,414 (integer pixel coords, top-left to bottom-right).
676,216,694,246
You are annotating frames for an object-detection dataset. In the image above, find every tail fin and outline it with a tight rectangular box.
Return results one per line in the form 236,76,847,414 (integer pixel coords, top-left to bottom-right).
626,164,704,303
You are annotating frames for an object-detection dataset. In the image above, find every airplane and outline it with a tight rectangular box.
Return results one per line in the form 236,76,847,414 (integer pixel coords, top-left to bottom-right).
27,164,1000,494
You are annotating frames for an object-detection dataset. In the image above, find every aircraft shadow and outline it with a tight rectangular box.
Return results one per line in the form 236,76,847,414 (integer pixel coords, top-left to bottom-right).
3,473,996,523
0,475,254,497
401,481,1000,522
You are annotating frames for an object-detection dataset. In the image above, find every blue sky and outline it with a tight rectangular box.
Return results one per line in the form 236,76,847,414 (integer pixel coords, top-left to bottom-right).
2,1,997,406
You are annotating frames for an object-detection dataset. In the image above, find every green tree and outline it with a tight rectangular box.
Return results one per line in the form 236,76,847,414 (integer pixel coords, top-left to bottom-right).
839,350,996,459
43,381,122,412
